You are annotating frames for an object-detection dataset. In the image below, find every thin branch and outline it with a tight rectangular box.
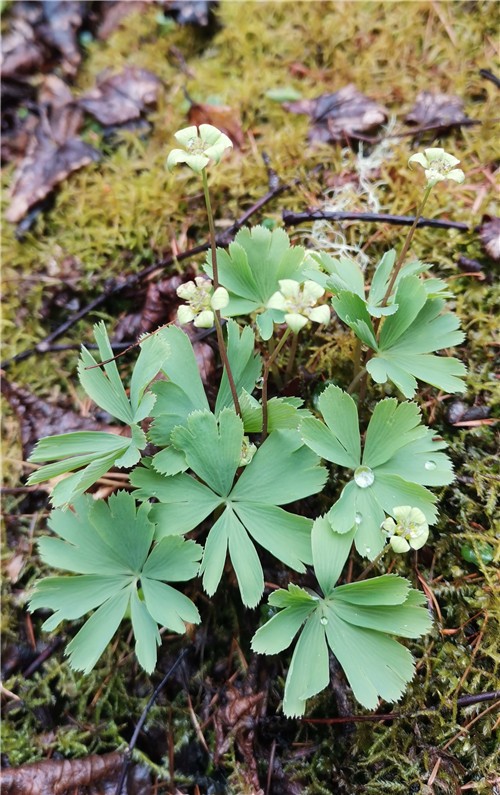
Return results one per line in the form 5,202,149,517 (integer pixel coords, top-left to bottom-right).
114,648,189,795
282,209,469,231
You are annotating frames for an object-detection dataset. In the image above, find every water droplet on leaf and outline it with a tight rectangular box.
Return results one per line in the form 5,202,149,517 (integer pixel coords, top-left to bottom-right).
355,512,362,524
354,466,374,488
425,460,437,471
320,616,328,625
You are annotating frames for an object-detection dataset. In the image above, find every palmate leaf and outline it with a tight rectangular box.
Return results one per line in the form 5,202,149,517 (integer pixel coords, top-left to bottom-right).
215,321,262,413
252,544,431,715
29,491,202,674
301,386,454,558
131,410,327,606
27,323,170,507
204,226,308,339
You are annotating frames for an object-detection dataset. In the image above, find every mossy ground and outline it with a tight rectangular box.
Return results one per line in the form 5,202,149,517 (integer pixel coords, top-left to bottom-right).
2,2,499,793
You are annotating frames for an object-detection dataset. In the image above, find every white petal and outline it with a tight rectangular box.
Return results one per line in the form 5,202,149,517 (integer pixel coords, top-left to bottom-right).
284,312,308,333
177,305,196,325
211,286,229,310
447,168,465,183
381,518,396,535
278,279,301,299
176,281,197,300
410,528,429,550
424,147,446,162
308,305,330,325
303,280,325,302
390,536,410,554
408,153,429,169
174,126,198,147
267,290,287,310
194,310,215,328
167,149,190,171
393,506,411,522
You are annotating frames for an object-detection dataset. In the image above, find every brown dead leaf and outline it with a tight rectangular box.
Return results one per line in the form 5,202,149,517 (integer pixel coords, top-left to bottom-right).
35,1,84,76
0,752,152,795
78,67,162,126
6,76,100,223
284,84,388,143
97,1,150,40
0,18,46,79
478,215,500,262
405,91,471,130
1,377,116,461
188,102,245,148
170,1,214,27
213,684,265,792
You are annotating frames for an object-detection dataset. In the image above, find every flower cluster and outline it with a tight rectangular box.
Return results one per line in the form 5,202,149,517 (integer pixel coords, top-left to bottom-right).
177,277,229,328
382,506,429,553
408,148,465,187
167,124,233,173
267,280,330,333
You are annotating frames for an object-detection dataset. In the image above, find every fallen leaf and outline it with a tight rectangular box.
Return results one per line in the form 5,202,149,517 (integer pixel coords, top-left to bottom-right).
35,0,85,76
213,684,265,793
78,66,162,126
97,1,150,40
0,752,152,795
6,76,100,223
1,377,116,460
188,101,245,148
284,84,388,143
405,91,472,130
478,215,500,262
0,18,46,79
170,1,215,27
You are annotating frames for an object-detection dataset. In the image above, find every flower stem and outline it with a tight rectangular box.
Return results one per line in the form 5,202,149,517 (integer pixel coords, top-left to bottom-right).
285,332,299,380
379,184,433,311
202,169,241,416
261,327,292,442
354,548,388,582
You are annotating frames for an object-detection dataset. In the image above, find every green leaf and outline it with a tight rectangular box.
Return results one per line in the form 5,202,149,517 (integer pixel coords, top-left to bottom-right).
332,292,377,349
78,324,134,425
333,574,410,605
29,492,200,674
368,292,466,397
171,409,243,497
199,508,231,598
301,385,360,468
251,600,316,655
227,507,265,608
367,249,396,309
129,331,171,418
151,446,187,476
309,252,365,297
206,226,307,310
375,430,454,486
312,516,355,596
65,589,131,674
130,589,161,673
371,473,438,524
362,399,424,469
234,503,313,570
231,429,326,504
331,597,431,637
283,614,330,717
215,321,262,413
323,607,417,709
149,327,210,445
131,467,222,537
141,579,200,633
239,392,310,433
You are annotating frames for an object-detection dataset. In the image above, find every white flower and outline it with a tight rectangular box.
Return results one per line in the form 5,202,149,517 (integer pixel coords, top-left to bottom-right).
267,279,330,333
381,506,429,553
167,124,233,173
408,148,465,187
176,277,229,328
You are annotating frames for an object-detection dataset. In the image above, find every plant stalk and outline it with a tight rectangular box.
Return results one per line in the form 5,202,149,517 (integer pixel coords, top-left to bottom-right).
202,169,241,416
261,327,292,441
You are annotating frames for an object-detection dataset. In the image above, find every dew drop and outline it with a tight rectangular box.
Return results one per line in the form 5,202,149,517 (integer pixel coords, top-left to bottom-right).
320,616,328,626
354,465,375,488
425,460,437,471
365,547,371,555
355,512,363,525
